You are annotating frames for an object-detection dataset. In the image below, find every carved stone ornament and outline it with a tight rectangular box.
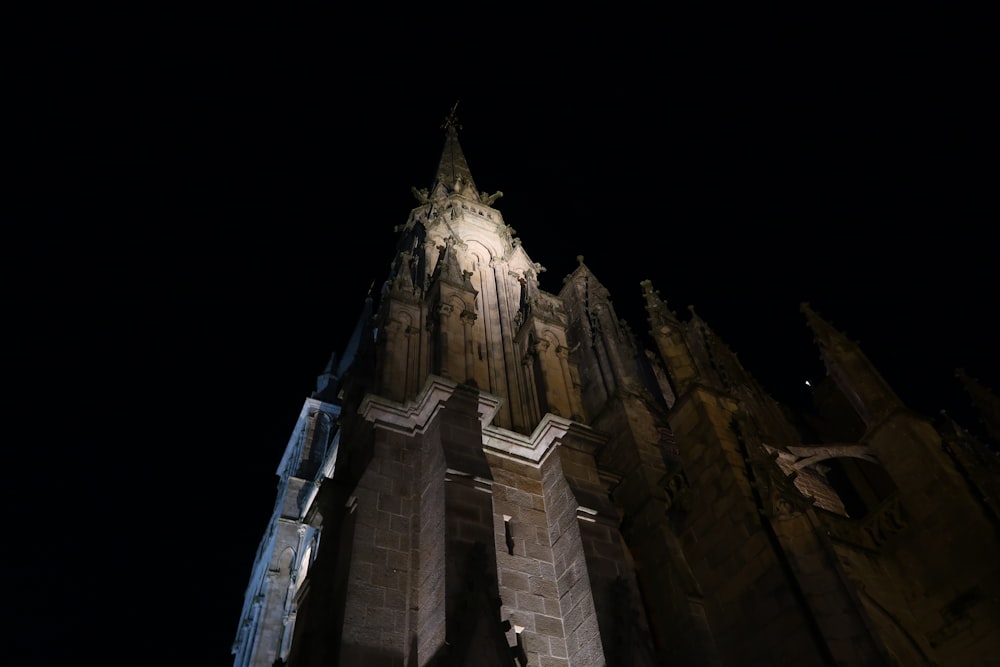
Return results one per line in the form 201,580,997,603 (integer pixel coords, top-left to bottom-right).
659,467,692,513
751,450,816,520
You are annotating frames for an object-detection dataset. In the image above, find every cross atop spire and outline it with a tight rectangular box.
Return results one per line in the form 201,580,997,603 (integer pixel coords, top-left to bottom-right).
441,100,462,132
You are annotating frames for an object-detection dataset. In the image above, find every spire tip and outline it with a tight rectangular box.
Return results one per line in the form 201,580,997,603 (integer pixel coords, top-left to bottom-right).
442,101,462,131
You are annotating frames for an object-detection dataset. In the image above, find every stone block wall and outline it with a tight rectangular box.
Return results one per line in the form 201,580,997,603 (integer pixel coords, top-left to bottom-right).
488,450,570,666
415,425,446,663
338,428,417,666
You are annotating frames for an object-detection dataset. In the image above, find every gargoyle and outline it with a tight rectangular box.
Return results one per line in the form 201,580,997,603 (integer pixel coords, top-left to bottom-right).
480,190,504,205
411,186,430,204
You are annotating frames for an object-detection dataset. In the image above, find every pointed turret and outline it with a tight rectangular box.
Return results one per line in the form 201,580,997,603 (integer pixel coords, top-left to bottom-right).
801,302,903,428
313,292,374,403
560,258,667,419
643,280,737,399
429,101,481,201
684,304,744,395
643,279,699,396
424,101,504,207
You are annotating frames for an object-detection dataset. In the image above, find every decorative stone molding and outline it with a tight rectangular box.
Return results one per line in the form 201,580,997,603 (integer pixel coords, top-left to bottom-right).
445,468,494,494
749,449,817,520
482,412,600,464
360,375,501,435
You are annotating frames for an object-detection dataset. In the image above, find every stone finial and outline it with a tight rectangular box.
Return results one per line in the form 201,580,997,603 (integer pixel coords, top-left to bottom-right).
411,186,430,204
642,279,678,325
441,100,462,131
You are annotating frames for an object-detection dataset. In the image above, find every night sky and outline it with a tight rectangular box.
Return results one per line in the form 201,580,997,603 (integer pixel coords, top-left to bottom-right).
13,8,997,665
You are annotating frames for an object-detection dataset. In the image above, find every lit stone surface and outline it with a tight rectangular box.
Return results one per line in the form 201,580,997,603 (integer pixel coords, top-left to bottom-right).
233,114,1000,667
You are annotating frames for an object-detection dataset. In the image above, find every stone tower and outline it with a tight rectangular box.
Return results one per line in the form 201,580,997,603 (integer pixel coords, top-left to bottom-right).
232,107,1000,666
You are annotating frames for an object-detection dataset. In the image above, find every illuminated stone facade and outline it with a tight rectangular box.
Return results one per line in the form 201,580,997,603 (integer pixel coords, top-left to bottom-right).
233,110,1000,666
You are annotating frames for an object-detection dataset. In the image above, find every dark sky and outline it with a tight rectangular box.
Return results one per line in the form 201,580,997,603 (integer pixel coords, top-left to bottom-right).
13,8,997,666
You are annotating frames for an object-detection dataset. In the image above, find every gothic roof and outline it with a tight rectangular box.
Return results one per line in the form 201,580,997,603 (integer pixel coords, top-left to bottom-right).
429,101,480,201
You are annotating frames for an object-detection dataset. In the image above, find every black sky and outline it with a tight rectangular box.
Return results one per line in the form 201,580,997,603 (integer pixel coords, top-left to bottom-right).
12,8,998,665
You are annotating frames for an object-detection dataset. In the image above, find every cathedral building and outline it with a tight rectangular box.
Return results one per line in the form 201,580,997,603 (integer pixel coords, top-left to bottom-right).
232,107,1000,666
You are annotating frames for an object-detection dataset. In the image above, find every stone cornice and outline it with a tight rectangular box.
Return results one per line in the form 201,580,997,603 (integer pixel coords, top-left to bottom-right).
360,375,602,467
359,375,502,434
483,413,600,464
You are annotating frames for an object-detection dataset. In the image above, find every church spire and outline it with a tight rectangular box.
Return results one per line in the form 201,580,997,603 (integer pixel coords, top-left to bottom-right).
429,101,481,201
801,302,903,427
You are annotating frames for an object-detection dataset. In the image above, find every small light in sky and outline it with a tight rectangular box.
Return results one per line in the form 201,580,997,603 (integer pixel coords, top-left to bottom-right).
804,380,811,387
